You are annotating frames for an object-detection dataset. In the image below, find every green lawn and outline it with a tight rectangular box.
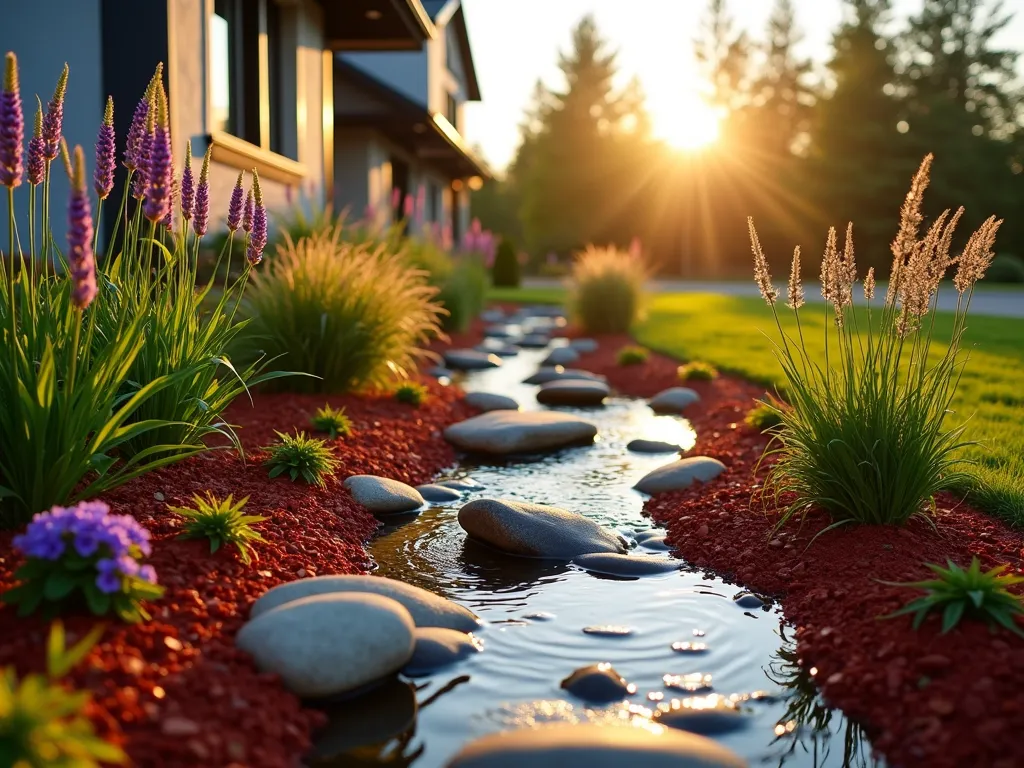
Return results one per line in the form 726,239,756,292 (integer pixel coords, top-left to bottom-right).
489,287,1024,526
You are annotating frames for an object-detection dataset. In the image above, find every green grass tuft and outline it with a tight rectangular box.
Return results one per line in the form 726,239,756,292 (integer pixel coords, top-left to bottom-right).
745,400,785,431
678,361,719,381
617,345,649,366
170,492,267,565
263,430,340,488
310,404,353,439
568,245,648,334
394,382,428,407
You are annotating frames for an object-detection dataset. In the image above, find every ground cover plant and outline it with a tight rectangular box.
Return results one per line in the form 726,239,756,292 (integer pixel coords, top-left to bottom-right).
617,345,650,366
170,492,266,565
262,430,340,488
678,361,718,381
395,381,428,407
568,244,648,333
310,404,353,439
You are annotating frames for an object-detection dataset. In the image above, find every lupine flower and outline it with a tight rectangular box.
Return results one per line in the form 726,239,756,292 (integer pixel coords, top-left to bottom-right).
227,171,244,231
180,141,195,221
27,97,44,186
67,145,96,309
0,52,24,189
124,97,149,171
41,63,68,160
143,86,172,222
242,188,254,232
748,217,777,305
787,246,804,309
162,178,176,232
131,127,152,199
247,170,267,266
192,147,211,237
93,96,115,199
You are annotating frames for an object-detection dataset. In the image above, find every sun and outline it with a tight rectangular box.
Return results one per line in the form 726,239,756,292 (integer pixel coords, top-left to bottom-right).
651,93,722,151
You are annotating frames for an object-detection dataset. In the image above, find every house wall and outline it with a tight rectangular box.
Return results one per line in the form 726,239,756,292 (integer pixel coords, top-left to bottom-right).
340,51,428,107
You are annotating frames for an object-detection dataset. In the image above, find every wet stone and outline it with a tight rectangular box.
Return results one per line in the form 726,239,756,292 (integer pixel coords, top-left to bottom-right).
475,343,520,358
582,625,633,637
733,592,766,609
568,338,599,353
484,324,515,337
638,535,671,552
480,310,505,323
627,439,683,453
560,663,637,703
572,552,679,577
445,411,598,455
541,347,580,366
435,478,484,491
634,457,726,495
464,391,520,412
344,475,424,514
523,367,606,385
653,695,747,735
415,484,464,503
444,349,503,371
671,641,709,654
523,612,556,621
536,379,610,407
649,387,701,414
402,627,483,677
633,529,665,544
664,673,714,693
517,334,551,349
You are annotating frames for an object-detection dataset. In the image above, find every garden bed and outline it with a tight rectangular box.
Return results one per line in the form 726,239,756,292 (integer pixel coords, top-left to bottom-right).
0,379,474,767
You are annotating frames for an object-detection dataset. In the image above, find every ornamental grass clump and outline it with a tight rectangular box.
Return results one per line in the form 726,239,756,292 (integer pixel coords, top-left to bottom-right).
310,404,353,439
241,227,444,393
2,502,164,623
170,492,266,565
263,431,340,488
617,345,649,366
749,154,1000,531
395,381,428,407
568,244,648,334
678,361,718,381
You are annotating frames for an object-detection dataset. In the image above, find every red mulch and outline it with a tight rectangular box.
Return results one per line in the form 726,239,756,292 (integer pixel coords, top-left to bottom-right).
0,378,474,768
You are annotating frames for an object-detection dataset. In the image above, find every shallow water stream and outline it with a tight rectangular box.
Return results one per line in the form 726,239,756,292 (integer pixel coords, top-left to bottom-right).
311,320,880,768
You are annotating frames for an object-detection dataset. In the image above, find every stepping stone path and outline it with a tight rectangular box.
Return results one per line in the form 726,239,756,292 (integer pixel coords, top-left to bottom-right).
627,438,683,453
445,411,598,455
464,391,520,412
458,498,627,559
523,367,607,385
541,347,580,366
572,552,680,577
250,574,480,631
236,593,415,698
536,379,610,407
569,338,599,353
402,627,483,677
634,457,726,495
444,349,503,370
447,723,747,768
649,387,701,413
344,475,424,514
561,663,637,703
415,483,464,502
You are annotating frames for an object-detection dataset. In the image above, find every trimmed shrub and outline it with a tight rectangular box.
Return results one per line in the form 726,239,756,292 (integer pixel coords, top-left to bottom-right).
437,259,488,332
985,254,1024,283
491,238,521,287
617,345,649,366
678,361,718,381
240,227,444,392
568,245,648,334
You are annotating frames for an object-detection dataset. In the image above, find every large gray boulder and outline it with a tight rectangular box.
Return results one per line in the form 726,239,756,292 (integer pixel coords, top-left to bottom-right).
446,723,747,768
445,411,597,455
458,498,627,559
344,475,424,514
536,379,610,407
634,457,726,495
236,593,415,698
444,349,502,371
649,387,701,413
464,391,520,412
249,574,480,632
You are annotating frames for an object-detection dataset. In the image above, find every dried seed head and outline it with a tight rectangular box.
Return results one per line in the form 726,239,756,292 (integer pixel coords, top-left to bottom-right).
787,246,804,309
888,154,933,306
748,217,777,305
820,226,839,304
954,216,1002,294
864,267,875,301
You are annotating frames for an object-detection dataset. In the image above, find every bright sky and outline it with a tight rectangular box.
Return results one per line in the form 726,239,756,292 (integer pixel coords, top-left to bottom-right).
460,0,1024,172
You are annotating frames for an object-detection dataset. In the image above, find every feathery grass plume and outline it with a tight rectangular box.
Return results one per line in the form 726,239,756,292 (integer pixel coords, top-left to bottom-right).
864,267,875,301
27,98,44,186
840,223,856,305
0,52,24,189
887,153,933,306
897,210,948,336
93,96,115,199
242,188,254,232
67,146,96,309
192,147,210,236
227,172,244,231
748,217,776,304
246,170,266,265
568,244,649,333
787,246,804,309
953,216,1002,295
819,226,839,306
180,141,195,221
40,63,68,160
58,136,72,180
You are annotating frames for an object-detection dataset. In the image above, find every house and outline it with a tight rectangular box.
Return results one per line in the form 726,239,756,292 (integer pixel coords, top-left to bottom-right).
335,0,490,246
0,0,480,248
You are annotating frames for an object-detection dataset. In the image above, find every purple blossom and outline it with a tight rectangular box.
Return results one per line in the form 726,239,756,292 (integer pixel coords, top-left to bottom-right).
67,146,96,309
227,172,244,231
180,142,195,221
390,186,401,210
247,171,267,266
14,501,153,565
242,189,254,233
143,123,172,222
124,97,149,171
41,64,68,161
403,193,414,219
0,52,24,189
132,128,151,199
193,148,210,237
93,97,115,199
27,99,44,186
95,559,122,594
139,565,158,584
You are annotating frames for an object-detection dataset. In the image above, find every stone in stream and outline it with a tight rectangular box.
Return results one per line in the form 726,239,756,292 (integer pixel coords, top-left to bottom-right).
569,338,599,353
582,625,633,637
402,627,483,677
517,334,551,349
638,535,671,552
250,574,480,632
733,592,766,610
444,349,503,371
664,673,714,693
483,324,515,338
415,483,464,503
671,641,709,654
458,499,627,559
536,379,610,407
572,552,680,577
446,724,748,768
649,387,701,413
343,475,424,514
560,663,637,703
627,438,683,454
523,367,607,385
464,391,520,412
445,411,598,455
309,678,417,761
541,346,580,366
653,696,748,735
436,477,485,491
480,309,505,323
236,593,415,698
634,457,726,495
475,343,520,358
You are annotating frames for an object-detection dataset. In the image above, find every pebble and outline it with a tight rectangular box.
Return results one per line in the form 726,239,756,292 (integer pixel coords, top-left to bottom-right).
582,625,633,637
733,592,765,609
560,663,637,703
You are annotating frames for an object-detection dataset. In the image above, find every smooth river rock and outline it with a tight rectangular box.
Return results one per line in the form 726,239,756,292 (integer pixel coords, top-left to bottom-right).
458,498,628,559
475,343,520,358
560,663,636,703
637,534,671,551
483,324,514,337
403,627,483,676
634,457,726,495
236,593,415,698
444,349,502,371
436,478,485,491
415,483,464,502
569,338,599,353
654,697,748,735
445,411,598,455
627,438,683,453
344,475,424,514
536,379,610,407
541,347,580,366
649,387,701,413
733,592,766,610
517,334,551,349
464,391,520,412
446,723,748,768
523,367,606,385
480,309,505,323
572,552,680,577
633,529,666,544
250,574,480,632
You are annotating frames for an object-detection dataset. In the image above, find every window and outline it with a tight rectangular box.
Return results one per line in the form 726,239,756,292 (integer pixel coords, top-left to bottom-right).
446,93,459,132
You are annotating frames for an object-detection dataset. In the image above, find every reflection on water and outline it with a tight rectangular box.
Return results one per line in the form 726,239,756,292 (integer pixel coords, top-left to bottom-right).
311,342,880,767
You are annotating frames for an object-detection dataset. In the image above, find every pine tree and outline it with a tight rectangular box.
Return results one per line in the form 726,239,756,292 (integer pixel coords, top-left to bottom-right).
694,0,751,127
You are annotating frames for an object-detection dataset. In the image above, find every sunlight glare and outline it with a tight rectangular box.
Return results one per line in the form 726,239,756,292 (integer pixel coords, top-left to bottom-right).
655,94,722,151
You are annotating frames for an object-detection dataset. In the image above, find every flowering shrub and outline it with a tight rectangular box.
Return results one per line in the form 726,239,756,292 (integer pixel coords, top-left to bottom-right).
569,244,649,334
3,502,164,623
749,154,998,530
170,492,266,565
616,345,649,366
0,621,126,766
263,431,340,488
678,361,718,381
395,381,428,407
310,404,353,439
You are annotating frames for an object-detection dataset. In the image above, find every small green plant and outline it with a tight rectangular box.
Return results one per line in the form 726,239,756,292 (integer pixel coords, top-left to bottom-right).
437,259,488,332
617,345,649,366
568,245,648,334
678,361,718,381
491,237,521,288
263,430,340,488
745,400,785,431
881,557,1024,637
395,382,428,407
170,492,267,565
310,404,353,439
0,621,127,766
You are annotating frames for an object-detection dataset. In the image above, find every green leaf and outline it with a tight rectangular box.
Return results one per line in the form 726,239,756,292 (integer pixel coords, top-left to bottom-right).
43,569,80,601
941,601,965,633
83,585,112,616
967,590,985,608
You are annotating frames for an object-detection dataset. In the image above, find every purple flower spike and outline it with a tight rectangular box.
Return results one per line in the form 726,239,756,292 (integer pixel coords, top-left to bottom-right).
162,178,176,232
226,171,244,231
41,63,68,161
67,145,97,310
124,97,148,171
180,141,195,221
27,97,44,186
142,88,172,223
132,128,152,199
246,170,267,266
242,188,254,233
0,52,25,189
192,147,211,237
93,96,115,199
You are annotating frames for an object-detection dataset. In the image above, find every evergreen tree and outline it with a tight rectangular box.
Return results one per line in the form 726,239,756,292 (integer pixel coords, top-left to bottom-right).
694,0,751,117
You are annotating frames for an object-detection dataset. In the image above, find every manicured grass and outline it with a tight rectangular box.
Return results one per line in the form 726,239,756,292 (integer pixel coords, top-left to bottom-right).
488,286,565,305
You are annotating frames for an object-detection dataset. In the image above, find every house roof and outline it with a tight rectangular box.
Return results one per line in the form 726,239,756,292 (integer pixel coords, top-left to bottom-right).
335,59,491,180
447,4,481,102
323,0,436,51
